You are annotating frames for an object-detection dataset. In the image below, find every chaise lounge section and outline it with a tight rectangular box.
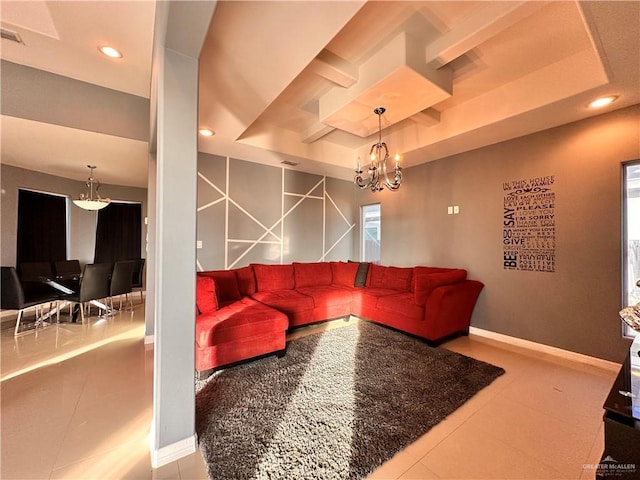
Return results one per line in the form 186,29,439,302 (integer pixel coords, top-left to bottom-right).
195,270,288,376
195,261,484,377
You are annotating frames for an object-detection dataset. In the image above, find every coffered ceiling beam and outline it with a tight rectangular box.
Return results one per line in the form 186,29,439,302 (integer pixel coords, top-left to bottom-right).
198,1,366,143
302,121,336,143
425,1,548,67
410,109,440,127
319,32,452,138
309,50,358,88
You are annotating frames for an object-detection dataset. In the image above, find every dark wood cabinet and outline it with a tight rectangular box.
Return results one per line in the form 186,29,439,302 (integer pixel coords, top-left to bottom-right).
597,355,640,479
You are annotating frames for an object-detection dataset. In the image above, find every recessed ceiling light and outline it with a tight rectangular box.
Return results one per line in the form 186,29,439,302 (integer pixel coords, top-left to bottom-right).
99,45,123,59
199,128,215,137
588,96,618,109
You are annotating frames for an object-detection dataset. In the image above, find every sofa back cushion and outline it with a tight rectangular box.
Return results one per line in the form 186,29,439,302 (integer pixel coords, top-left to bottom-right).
330,261,359,287
414,269,468,305
366,263,385,287
413,266,454,290
366,264,413,291
413,266,467,291
199,270,241,303
294,262,332,288
252,264,295,291
196,275,218,314
385,266,413,291
235,265,256,296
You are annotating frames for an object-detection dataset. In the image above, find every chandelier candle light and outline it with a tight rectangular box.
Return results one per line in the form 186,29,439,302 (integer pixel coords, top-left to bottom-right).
354,107,403,192
73,165,111,211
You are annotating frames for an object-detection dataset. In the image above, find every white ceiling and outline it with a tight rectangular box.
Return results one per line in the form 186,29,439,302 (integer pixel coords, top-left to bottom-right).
198,0,640,179
1,116,149,188
1,1,639,187
1,0,154,97
0,0,155,187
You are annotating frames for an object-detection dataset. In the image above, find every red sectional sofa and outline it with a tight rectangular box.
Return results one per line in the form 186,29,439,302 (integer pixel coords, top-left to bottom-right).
195,261,484,377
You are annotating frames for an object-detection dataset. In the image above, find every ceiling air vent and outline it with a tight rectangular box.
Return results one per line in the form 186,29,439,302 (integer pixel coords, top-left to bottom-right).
280,160,299,167
1,28,24,45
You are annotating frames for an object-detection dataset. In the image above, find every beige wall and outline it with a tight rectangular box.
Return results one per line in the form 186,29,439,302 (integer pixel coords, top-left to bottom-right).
355,105,640,362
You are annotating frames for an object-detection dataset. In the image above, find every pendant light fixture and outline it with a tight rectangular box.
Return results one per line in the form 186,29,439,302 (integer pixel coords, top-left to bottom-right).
73,165,111,211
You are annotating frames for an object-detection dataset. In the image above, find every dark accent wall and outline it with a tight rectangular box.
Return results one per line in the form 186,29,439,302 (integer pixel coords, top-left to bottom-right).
1,164,148,267
355,105,640,362
196,154,356,270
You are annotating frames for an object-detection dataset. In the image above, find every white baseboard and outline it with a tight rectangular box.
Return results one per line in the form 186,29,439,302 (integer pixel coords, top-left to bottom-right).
150,434,197,468
144,334,155,345
468,326,621,372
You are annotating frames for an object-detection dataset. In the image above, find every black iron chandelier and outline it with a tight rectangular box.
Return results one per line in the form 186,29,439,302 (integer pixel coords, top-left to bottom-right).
354,107,402,192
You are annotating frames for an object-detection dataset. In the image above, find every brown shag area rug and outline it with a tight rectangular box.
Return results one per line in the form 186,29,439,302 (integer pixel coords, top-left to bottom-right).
196,320,504,480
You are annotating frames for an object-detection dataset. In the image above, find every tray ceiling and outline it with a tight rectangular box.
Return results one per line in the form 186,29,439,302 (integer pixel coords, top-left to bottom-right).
1,1,638,186
198,1,640,178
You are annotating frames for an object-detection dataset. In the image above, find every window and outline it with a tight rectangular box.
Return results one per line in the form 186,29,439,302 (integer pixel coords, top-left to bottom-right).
623,161,640,337
361,203,380,263
17,189,68,264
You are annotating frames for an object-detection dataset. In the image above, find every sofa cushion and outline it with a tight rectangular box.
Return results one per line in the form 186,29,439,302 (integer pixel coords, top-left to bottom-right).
414,269,467,305
366,264,413,291
385,266,413,291
414,266,453,275
252,289,314,314
195,297,288,347
252,264,295,291
235,265,256,296
366,263,386,288
196,275,218,314
330,261,359,287
354,287,400,309
294,262,332,288
349,261,370,287
296,285,352,308
413,266,457,291
377,293,424,321
200,270,241,303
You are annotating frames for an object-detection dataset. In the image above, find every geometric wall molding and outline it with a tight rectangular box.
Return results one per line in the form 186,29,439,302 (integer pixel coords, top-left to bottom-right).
197,154,355,271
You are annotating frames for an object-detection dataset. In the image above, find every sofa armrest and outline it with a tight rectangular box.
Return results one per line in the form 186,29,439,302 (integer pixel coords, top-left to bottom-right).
414,270,467,306
423,280,484,339
195,311,221,348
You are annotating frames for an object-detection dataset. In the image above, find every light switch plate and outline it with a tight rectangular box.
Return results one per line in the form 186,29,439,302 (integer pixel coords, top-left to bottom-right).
447,206,453,215
453,206,460,214
197,240,203,249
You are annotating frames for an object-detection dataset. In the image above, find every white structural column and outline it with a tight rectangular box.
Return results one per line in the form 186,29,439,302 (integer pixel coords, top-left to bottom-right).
145,154,156,343
151,46,198,467
149,1,216,468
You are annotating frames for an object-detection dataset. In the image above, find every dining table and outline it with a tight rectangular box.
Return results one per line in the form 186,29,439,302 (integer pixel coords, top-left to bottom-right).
38,275,113,323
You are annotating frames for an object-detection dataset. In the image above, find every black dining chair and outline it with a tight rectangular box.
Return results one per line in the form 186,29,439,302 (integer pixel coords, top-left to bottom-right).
18,261,54,281
1,266,60,335
18,261,56,299
110,260,136,311
65,263,113,323
131,258,145,303
53,260,82,291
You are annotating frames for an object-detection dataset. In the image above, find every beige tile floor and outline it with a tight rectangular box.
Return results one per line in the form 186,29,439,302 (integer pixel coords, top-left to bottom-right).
1,304,619,479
